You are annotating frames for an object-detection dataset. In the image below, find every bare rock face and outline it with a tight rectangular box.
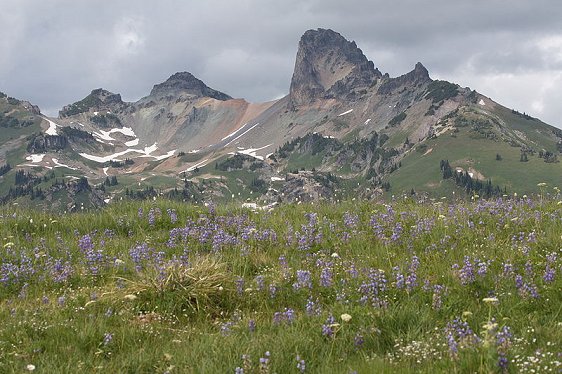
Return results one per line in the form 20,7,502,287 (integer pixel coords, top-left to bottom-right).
289,28,381,108
149,72,232,101
377,62,431,95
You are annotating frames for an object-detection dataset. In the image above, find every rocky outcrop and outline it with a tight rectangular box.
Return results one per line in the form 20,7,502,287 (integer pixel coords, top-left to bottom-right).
377,62,431,95
149,72,232,101
27,134,68,153
59,88,127,117
289,28,381,108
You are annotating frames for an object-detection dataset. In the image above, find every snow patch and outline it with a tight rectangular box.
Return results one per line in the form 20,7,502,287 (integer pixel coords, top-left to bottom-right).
182,159,209,173
93,127,136,142
338,109,354,116
236,144,272,160
478,99,486,106
224,122,260,146
102,167,109,176
125,138,139,147
79,142,164,163
43,117,59,135
26,154,45,163
151,149,176,161
364,118,372,125
222,123,248,141
271,176,284,182
52,158,78,170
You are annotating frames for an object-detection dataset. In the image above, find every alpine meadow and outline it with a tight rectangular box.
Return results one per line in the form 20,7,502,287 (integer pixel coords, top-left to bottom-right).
1,2,562,373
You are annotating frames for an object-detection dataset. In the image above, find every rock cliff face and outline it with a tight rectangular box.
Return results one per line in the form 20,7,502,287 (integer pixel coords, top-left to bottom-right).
288,28,382,108
149,72,232,101
377,62,431,95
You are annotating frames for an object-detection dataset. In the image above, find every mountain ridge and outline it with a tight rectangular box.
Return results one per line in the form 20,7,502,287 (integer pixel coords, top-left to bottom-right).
1,28,561,211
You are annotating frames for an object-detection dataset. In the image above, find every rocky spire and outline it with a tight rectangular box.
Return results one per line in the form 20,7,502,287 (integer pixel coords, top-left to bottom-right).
288,28,381,108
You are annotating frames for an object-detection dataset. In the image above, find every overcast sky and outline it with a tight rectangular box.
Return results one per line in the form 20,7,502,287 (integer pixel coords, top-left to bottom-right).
1,0,561,128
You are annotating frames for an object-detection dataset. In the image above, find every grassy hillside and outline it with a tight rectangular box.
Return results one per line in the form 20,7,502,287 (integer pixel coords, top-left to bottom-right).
0,197,560,373
388,118,562,196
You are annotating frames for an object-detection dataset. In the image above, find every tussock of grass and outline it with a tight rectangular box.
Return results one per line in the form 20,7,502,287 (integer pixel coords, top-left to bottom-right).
121,256,235,315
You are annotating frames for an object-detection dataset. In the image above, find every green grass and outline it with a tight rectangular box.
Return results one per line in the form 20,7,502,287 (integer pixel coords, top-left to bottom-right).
0,197,560,372
389,126,562,196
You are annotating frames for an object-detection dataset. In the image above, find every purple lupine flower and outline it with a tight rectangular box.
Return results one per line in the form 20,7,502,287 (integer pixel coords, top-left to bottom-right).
272,312,283,325
343,212,359,229
148,208,156,226
502,262,514,277
477,260,489,277
444,317,480,358
432,285,445,310
459,256,475,285
393,266,405,289
498,354,509,371
524,260,534,277
284,308,296,324
259,351,270,372
354,333,364,347
305,297,322,316
543,265,555,283
248,319,256,333
320,267,333,287
220,321,234,336
167,209,178,224
293,270,312,290
255,275,265,291
296,355,306,373
103,332,113,346
235,277,245,295
268,284,278,298
321,315,336,338
514,274,524,289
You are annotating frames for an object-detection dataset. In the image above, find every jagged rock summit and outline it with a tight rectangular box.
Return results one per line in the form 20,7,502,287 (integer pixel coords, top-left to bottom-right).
149,72,232,101
289,28,382,108
59,88,125,117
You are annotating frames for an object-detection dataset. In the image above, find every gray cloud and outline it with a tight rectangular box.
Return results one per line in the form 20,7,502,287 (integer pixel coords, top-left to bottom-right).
1,0,561,128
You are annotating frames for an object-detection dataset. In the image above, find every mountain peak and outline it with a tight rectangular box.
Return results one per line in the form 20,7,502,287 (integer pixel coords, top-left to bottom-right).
89,88,123,105
149,71,232,101
59,88,124,117
289,28,381,108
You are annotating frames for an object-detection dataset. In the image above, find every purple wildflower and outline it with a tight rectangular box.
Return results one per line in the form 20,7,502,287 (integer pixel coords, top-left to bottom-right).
103,332,113,346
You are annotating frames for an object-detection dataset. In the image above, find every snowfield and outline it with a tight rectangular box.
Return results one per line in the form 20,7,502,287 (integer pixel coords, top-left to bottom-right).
182,159,209,173
224,123,260,147
43,117,60,136
338,109,353,116
79,143,174,163
52,158,78,171
26,154,46,163
236,144,272,160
